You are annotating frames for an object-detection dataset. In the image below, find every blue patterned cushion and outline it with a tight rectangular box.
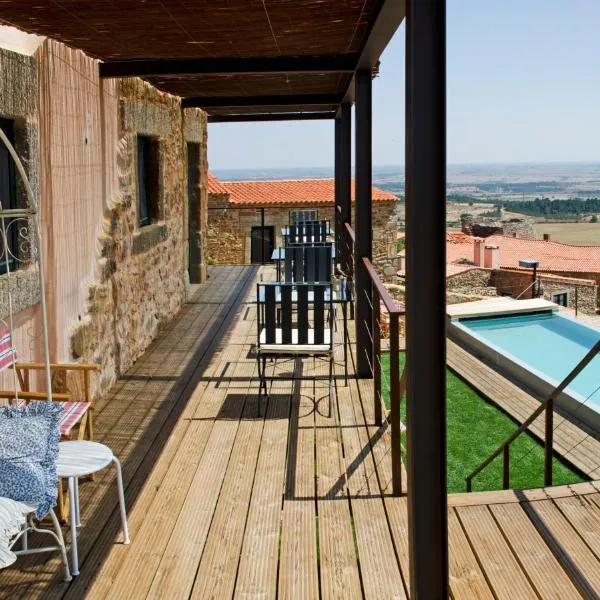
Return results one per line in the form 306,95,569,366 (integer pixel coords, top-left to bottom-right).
0,402,61,518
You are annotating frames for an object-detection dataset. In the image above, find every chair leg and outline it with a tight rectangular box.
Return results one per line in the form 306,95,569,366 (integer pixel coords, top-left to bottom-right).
328,356,334,418
49,509,72,582
57,479,68,523
112,456,130,544
68,477,79,576
256,354,262,417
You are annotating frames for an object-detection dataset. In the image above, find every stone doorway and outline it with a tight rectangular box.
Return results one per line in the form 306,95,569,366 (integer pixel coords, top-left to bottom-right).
187,142,201,282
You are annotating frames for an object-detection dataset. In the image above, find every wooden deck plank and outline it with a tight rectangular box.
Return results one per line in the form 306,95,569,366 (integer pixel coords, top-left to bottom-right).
523,499,600,598
490,502,582,599
80,267,258,600
447,508,494,600
139,310,259,599
233,378,292,599
315,349,362,600
554,495,600,560
339,372,407,599
8,266,256,600
278,358,319,600
189,395,264,600
457,505,538,599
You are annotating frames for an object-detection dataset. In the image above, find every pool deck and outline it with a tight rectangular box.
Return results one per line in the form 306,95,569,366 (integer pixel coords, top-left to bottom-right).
4,266,600,598
446,297,558,320
448,339,600,479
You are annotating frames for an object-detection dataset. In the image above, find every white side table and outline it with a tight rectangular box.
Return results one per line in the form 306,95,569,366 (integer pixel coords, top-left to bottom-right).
57,441,130,576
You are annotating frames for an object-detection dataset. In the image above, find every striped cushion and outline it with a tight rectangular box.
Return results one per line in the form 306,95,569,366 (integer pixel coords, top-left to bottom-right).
0,328,16,372
16,400,89,437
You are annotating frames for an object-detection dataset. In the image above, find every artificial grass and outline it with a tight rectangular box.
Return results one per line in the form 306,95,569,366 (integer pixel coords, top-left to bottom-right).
381,352,584,493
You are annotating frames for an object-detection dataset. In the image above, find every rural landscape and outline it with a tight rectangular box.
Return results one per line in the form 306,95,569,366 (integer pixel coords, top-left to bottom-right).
215,162,600,244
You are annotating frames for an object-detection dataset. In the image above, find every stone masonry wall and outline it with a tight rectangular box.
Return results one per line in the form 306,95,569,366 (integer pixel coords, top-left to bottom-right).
206,199,397,277
70,78,207,394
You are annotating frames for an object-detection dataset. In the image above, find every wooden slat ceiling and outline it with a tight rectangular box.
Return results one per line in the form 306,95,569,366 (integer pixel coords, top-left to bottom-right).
147,72,350,99
0,0,377,60
0,0,399,116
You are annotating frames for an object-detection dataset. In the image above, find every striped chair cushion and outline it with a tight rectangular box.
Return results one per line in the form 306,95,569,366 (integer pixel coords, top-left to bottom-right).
0,328,16,372
16,401,89,437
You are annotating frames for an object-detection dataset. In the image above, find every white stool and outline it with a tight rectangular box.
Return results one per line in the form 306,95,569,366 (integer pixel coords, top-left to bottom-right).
57,441,130,576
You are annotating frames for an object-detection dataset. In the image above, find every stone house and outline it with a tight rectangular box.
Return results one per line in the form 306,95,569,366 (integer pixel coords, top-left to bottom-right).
0,27,208,397
443,233,600,314
207,174,399,279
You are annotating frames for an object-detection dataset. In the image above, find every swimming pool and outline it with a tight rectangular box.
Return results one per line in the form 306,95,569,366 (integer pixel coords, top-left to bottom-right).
449,310,600,427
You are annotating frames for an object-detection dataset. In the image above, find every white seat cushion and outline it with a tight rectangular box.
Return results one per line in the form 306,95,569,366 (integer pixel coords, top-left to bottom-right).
0,497,35,568
259,328,332,354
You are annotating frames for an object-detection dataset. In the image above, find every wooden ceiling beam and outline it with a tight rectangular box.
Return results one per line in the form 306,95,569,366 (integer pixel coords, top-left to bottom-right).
183,94,343,108
337,0,406,113
208,111,336,123
100,55,357,78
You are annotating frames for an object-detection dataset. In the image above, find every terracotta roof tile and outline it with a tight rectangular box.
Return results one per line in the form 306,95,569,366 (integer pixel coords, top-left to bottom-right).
207,172,230,195
445,233,600,275
486,234,600,274
218,178,396,206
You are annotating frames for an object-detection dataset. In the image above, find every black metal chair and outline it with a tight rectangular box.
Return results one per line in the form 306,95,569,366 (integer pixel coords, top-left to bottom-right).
283,244,332,283
289,209,318,225
284,220,329,245
256,282,334,416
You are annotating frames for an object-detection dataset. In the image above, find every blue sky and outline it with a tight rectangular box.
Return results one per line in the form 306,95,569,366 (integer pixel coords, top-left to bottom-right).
209,0,600,170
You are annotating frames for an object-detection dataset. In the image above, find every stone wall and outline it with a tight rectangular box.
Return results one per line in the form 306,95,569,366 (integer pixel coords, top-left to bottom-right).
206,198,397,277
446,268,498,300
452,267,599,315
461,215,535,239
69,78,207,395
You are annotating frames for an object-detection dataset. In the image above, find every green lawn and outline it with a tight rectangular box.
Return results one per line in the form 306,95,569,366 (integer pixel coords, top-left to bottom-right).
381,352,584,493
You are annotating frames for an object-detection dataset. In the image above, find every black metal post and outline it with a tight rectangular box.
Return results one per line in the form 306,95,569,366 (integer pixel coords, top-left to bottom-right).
261,207,265,266
545,399,553,486
354,70,373,378
405,0,448,598
334,115,342,259
339,103,352,275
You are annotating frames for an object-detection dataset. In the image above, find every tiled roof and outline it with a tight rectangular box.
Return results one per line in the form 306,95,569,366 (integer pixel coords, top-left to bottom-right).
485,234,600,274
207,172,230,195
445,233,600,275
218,178,397,206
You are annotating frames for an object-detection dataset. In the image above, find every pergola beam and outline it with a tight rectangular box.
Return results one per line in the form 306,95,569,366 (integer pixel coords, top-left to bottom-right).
338,0,405,114
99,55,358,78
207,111,336,123
183,94,343,109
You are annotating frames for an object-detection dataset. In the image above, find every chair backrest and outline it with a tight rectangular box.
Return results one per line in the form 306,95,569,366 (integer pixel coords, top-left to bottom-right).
290,209,318,225
0,326,17,372
284,220,329,245
257,282,333,350
283,244,332,283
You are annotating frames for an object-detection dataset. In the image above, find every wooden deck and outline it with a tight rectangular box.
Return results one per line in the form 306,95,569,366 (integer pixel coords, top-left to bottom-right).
3,265,600,599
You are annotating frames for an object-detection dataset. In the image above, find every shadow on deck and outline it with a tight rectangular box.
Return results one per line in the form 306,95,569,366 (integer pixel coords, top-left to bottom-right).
3,265,600,599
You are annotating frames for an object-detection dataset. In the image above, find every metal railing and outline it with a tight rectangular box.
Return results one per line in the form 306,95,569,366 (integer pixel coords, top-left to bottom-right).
337,216,406,495
465,340,600,492
363,257,406,495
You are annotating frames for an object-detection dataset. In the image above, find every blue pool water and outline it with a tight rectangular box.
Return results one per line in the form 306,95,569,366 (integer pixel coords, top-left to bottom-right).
460,311,600,407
